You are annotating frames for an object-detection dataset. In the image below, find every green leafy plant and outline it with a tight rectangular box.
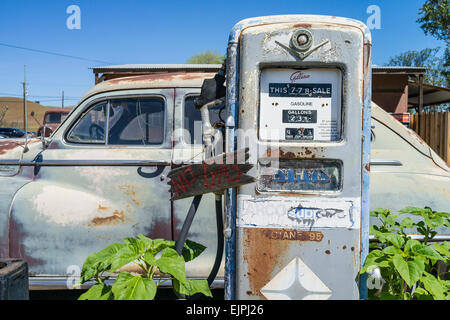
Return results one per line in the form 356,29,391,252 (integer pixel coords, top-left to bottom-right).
77,234,212,300
362,206,450,300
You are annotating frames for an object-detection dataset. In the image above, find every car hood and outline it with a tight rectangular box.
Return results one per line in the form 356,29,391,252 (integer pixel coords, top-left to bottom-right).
0,138,43,175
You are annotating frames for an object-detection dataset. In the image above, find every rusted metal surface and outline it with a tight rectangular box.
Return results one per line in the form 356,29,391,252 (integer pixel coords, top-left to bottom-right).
0,138,40,155
238,227,360,299
0,70,228,287
79,72,216,106
229,15,371,300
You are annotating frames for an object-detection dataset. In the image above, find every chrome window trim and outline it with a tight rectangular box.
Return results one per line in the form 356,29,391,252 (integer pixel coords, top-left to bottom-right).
63,93,168,149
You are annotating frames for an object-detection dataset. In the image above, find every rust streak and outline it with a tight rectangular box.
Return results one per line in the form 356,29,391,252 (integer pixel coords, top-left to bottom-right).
89,210,125,226
292,23,312,28
243,228,290,298
107,72,211,85
119,185,141,206
97,204,111,211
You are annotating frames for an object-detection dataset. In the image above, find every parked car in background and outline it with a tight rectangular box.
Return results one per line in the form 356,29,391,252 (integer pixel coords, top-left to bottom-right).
369,102,450,233
0,127,26,138
37,108,72,137
0,66,448,291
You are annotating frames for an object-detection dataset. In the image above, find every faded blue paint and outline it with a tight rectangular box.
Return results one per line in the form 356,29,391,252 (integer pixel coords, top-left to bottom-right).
224,38,240,300
359,40,372,300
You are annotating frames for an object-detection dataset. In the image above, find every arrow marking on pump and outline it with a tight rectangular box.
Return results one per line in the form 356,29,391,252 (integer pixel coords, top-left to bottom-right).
275,40,329,60
260,257,332,300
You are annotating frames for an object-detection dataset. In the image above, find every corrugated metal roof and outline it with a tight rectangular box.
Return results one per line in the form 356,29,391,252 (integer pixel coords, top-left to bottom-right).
408,81,450,106
91,64,222,73
93,64,426,75
372,65,427,74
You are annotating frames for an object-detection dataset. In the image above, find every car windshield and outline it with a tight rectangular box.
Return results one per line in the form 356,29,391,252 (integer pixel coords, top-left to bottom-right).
45,112,70,123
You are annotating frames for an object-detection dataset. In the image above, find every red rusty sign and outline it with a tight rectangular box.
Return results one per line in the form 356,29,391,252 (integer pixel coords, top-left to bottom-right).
167,148,255,200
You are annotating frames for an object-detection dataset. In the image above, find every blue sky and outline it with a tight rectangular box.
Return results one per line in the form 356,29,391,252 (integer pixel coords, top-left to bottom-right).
0,0,446,106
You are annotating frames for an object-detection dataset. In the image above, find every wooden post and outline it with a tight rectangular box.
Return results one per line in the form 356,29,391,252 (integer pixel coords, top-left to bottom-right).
445,112,450,165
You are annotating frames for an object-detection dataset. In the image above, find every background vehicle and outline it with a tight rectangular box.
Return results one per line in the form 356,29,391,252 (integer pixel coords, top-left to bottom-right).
0,127,26,138
37,108,72,137
0,66,448,290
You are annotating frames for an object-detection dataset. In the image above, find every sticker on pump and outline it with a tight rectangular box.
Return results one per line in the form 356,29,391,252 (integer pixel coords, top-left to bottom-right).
259,68,342,142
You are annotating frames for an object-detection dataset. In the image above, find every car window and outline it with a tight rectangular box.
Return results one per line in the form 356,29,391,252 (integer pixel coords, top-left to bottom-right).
45,113,62,123
108,97,165,145
67,102,107,144
183,96,223,145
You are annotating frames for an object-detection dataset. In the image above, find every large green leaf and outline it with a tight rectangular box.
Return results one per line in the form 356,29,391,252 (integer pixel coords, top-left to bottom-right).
385,234,405,248
382,246,402,255
78,283,113,300
156,248,186,282
173,278,213,298
112,272,157,300
421,272,446,300
412,244,443,260
361,250,390,274
400,217,415,229
404,239,421,254
123,237,146,254
434,243,450,259
79,242,125,283
180,240,207,262
413,287,433,300
149,238,176,255
399,206,429,216
392,254,424,288
109,245,141,272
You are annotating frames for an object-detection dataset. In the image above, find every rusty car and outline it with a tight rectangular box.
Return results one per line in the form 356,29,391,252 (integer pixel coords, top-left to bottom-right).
0,64,448,291
37,108,72,137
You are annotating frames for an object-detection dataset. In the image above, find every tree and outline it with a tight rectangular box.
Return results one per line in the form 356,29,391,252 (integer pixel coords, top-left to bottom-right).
186,51,225,64
416,0,449,86
386,47,448,87
417,0,449,42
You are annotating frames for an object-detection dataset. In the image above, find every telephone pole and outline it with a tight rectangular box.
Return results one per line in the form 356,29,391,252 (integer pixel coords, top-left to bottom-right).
22,65,29,152
62,90,64,108
23,65,27,132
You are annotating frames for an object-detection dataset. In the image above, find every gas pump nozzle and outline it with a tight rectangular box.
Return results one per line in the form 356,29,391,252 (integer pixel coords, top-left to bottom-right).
194,63,226,159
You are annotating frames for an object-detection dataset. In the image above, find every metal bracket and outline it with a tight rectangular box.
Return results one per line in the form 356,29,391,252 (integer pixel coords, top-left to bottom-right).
275,39,329,60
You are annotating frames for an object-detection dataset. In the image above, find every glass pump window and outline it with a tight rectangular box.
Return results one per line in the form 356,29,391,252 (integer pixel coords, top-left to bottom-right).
259,68,342,142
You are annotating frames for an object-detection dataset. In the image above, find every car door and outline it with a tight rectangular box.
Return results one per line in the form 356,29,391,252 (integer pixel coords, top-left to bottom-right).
9,89,174,278
172,88,225,280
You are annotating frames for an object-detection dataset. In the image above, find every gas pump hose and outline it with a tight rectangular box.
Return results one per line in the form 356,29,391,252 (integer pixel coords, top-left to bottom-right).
174,193,224,299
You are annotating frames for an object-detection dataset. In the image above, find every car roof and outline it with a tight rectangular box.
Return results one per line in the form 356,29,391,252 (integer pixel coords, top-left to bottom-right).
45,108,72,114
372,102,449,172
79,72,215,105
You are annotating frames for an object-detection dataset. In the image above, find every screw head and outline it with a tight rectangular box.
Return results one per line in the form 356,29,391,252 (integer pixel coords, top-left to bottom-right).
291,29,313,51
297,34,309,45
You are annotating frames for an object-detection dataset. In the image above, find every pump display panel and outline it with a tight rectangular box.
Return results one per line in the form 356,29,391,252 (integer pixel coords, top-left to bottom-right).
259,68,342,142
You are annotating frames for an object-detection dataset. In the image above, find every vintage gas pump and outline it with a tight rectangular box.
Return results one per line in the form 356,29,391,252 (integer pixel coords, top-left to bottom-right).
223,15,372,300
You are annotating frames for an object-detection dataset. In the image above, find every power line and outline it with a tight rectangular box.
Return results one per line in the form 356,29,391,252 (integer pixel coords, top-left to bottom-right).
0,92,79,99
0,42,115,65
